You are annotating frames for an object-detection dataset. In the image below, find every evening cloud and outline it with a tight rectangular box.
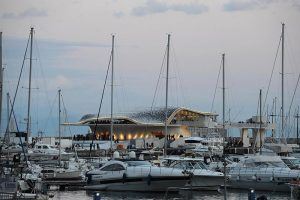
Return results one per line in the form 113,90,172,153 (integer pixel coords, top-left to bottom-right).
1,7,47,19
131,0,208,16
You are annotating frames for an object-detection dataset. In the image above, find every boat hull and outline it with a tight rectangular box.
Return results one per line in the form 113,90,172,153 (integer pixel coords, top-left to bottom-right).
85,176,189,192
189,175,224,190
43,170,82,180
229,180,290,192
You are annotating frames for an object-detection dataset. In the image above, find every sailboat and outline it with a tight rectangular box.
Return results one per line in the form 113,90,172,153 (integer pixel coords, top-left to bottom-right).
263,23,294,154
227,23,300,192
40,89,83,181
0,29,53,200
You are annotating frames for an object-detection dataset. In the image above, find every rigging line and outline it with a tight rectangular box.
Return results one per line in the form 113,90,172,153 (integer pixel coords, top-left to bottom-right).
170,45,179,106
232,107,244,122
171,43,185,106
89,52,112,157
113,47,120,114
60,93,72,137
284,72,300,137
9,95,28,167
4,33,30,139
34,37,52,116
210,58,222,113
286,31,298,77
43,91,58,133
150,45,167,112
263,35,282,113
114,47,128,114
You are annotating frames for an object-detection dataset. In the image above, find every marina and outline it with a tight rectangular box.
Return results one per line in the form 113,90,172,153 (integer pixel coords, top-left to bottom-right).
1,1,300,200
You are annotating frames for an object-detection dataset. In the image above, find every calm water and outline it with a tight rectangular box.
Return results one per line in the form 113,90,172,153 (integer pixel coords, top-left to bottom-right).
52,190,291,200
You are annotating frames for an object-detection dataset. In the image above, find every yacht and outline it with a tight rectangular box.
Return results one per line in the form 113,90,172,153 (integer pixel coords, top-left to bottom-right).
85,160,190,191
184,136,223,156
162,157,225,190
229,155,300,192
281,156,300,170
40,160,86,181
1,144,26,154
26,143,74,165
40,167,83,180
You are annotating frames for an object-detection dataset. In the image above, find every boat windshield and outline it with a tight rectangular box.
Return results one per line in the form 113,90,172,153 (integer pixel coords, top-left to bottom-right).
290,159,300,165
125,161,152,167
244,161,287,168
171,161,208,170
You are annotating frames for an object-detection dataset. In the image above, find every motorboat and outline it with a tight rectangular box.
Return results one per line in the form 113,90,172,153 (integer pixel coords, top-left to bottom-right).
281,156,300,170
40,161,84,181
229,155,300,192
85,160,190,191
184,136,223,156
25,143,74,167
162,157,225,190
1,144,26,154
27,144,74,164
41,168,83,180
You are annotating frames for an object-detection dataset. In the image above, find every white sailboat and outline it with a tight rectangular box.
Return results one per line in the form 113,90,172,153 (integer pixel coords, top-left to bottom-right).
40,89,83,181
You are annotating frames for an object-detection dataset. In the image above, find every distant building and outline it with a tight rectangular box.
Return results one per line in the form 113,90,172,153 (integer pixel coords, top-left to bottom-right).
67,107,220,141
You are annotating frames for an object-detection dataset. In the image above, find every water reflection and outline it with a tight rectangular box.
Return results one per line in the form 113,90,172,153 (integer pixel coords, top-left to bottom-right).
52,189,290,200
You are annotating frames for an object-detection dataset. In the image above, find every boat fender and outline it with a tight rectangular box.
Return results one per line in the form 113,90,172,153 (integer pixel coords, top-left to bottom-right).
236,175,240,181
147,174,152,186
122,173,127,184
251,175,256,180
270,176,274,182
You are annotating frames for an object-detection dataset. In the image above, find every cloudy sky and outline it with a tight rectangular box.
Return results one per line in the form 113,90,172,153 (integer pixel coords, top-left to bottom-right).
0,0,300,137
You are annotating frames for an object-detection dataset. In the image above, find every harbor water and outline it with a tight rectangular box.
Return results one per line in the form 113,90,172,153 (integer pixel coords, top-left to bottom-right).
52,190,290,200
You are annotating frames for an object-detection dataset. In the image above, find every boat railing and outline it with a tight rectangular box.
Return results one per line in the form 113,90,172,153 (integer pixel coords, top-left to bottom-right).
234,166,300,179
0,192,16,200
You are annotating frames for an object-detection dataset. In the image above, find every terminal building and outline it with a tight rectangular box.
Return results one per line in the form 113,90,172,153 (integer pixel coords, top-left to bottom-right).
67,107,221,141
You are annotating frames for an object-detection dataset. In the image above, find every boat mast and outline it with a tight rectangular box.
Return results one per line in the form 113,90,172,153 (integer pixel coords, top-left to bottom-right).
281,23,285,138
271,97,277,138
110,35,115,150
222,53,227,200
26,27,34,143
222,53,225,135
296,106,299,145
6,93,9,142
0,32,3,134
58,89,61,166
164,34,170,158
259,89,262,155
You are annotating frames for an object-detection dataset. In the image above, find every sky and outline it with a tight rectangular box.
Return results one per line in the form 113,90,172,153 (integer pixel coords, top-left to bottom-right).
0,0,300,138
